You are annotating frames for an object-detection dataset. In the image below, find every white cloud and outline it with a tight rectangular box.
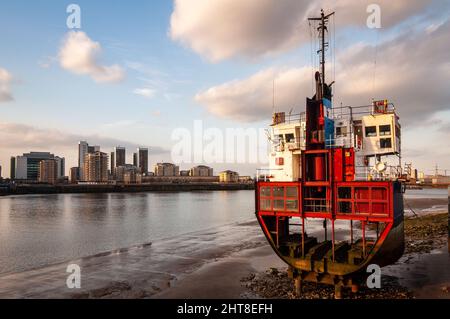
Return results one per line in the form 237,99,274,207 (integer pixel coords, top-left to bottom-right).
170,0,432,62
59,31,125,83
133,88,156,99
170,0,310,62
196,67,311,122
0,68,13,102
195,20,450,125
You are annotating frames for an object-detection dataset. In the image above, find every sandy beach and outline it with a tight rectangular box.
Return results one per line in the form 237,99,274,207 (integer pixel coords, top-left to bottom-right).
0,197,448,299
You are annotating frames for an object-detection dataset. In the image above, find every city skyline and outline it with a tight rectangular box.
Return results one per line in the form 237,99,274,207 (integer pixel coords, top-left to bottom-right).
1,1,450,178
6,143,240,181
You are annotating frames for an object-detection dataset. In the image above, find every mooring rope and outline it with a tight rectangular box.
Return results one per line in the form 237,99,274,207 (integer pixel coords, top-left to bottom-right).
404,200,419,218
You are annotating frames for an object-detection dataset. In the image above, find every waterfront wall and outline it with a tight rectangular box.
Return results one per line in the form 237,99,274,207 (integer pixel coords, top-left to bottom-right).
0,182,254,196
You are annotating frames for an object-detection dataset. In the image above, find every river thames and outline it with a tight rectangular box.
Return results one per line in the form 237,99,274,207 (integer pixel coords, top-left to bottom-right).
0,188,447,276
0,191,254,275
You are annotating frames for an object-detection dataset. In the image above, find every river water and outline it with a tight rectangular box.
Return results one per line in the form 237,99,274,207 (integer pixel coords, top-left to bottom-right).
0,191,254,275
404,188,448,199
0,188,447,276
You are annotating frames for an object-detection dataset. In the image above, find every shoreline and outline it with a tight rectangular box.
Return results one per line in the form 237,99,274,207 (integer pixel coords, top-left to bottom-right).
0,182,254,197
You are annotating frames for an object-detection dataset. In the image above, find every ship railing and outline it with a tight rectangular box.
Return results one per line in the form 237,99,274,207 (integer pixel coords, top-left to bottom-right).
256,168,284,182
355,165,403,181
286,137,306,151
273,137,306,152
285,112,306,124
324,135,354,149
272,112,306,125
331,103,396,119
304,199,331,213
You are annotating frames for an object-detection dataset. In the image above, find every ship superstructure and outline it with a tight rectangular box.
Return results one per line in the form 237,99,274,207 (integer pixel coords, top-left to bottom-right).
262,100,402,183
255,10,405,298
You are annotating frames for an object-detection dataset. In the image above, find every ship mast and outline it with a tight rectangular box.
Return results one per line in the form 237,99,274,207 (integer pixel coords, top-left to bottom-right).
308,9,335,96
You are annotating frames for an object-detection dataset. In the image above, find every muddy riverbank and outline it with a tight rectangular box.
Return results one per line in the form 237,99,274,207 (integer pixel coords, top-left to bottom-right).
0,198,447,299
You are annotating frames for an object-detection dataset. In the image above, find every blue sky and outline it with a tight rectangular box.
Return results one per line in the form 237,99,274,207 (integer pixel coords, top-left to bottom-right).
1,0,449,177
1,1,274,136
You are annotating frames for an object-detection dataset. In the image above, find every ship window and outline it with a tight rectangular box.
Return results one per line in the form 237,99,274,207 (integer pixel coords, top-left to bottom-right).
338,202,352,214
286,200,298,212
336,126,347,137
286,187,298,198
365,126,377,137
273,187,284,197
380,138,392,148
285,134,295,143
260,199,272,210
273,200,284,210
260,187,271,197
338,187,351,199
379,125,391,136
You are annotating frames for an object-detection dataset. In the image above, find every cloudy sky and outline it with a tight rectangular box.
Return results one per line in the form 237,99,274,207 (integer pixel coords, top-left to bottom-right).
1,0,449,177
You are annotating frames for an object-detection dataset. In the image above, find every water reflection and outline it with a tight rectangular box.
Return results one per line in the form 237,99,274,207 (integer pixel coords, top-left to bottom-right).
0,191,254,275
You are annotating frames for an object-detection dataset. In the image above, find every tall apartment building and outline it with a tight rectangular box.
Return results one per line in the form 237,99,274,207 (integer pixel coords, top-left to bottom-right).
84,151,109,183
15,156,28,179
138,148,149,174
10,157,16,179
55,156,65,178
88,145,100,154
110,152,115,174
190,165,214,177
115,147,126,168
38,159,57,184
78,141,101,181
154,163,180,177
133,153,138,167
78,141,89,181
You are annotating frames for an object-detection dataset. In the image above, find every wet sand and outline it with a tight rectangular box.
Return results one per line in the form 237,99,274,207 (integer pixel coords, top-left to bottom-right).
404,198,448,217
0,220,274,299
153,245,285,299
0,197,448,299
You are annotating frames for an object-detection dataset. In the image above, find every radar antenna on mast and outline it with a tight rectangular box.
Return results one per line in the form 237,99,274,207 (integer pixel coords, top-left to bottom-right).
308,9,335,97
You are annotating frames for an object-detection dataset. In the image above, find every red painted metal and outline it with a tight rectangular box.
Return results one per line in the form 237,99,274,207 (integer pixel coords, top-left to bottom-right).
333,148,344,182
276,157,284,166
344,149,355,181
314,156,325,181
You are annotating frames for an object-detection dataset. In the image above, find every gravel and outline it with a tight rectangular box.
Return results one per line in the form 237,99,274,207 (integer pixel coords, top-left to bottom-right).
404,213,448,254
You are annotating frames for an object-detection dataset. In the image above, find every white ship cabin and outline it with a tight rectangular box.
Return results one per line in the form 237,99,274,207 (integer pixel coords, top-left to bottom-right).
259,100,402,182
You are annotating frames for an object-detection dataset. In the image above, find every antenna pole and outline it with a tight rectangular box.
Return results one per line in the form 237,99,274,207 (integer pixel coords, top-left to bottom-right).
321,10,325,88
272,79,275,114
308,9,335,95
